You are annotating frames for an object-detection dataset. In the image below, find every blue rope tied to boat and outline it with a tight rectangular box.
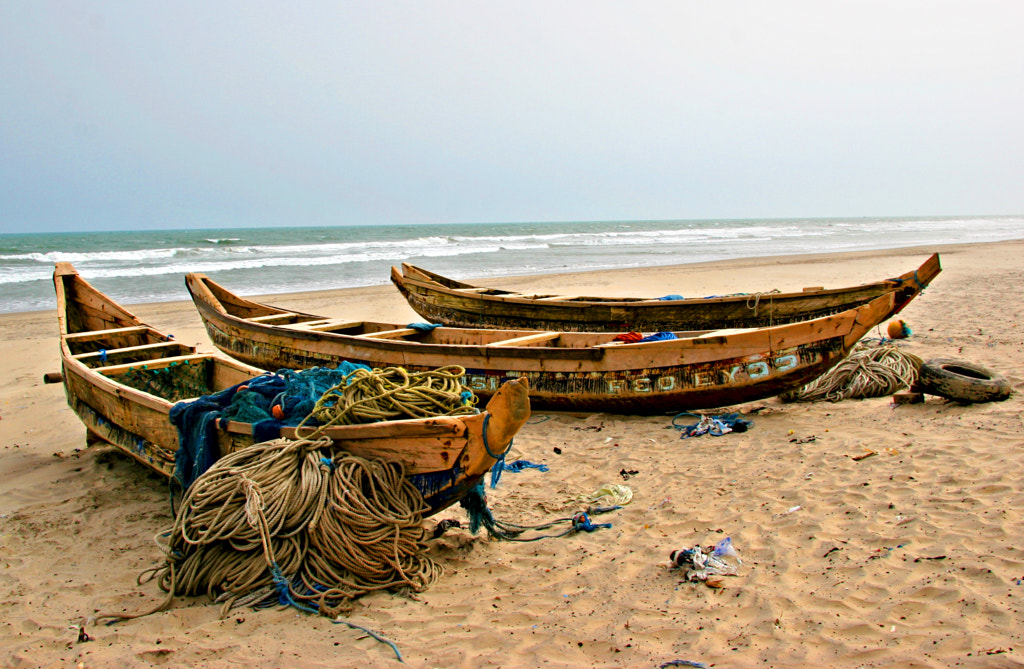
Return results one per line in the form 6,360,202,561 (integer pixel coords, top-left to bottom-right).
406,322,440,331
99,349,107,363
481,413,517,487
672,412,752,438
490,459,548,489
889,269,926,291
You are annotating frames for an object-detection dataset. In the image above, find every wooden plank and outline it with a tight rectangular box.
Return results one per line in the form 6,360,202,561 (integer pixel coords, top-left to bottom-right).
249,313,298,323
486,332,560,347
72,341,191,362
97,354,212,376
281,319,364,332
64,326,151,342
356,328,418,340
694,328,750,338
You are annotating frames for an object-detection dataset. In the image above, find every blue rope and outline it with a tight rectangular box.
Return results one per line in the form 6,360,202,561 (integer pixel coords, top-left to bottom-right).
269,563,403,662
99,349,107,363
571,512,611,532
482,413,517,487
490,458,548,488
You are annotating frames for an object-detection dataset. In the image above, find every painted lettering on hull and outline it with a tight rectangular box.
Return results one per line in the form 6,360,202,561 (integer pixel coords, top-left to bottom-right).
462,350,820,397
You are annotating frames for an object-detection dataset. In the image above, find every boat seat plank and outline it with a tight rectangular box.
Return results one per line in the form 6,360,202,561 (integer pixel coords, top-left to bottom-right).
72,341,191,362
249,313,299,323
453,287,492,293
356,328,418,340
486,332,561,347
694,328,750,339
97,354,212,376
63,326,152,342
284,320,364,332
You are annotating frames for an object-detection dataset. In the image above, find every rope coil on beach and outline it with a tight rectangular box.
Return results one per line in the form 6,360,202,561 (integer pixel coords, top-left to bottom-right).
780,343,923,403
98,435,439,626
94,368,485,659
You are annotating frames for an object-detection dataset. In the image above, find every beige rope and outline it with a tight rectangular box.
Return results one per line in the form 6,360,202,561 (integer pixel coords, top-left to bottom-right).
780,343,923,403
96,366,480,625
301,365,477,429
98,435,441,622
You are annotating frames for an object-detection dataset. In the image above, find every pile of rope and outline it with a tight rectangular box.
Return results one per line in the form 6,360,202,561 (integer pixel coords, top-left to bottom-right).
304,365,476,427
780,343,923,403
103,436,439,627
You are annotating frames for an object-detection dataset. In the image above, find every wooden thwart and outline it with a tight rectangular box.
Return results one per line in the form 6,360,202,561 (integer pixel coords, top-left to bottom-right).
486,332,561,347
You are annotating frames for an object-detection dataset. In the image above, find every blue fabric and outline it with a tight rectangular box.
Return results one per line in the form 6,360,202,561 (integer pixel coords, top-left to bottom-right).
658,295,684,301
639,331,677,342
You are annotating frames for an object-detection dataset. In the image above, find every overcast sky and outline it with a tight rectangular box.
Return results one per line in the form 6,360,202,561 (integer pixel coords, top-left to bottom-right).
1,1,1022,233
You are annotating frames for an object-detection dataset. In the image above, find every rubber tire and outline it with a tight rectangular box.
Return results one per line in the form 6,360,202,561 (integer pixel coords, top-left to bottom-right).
918,358,1012,403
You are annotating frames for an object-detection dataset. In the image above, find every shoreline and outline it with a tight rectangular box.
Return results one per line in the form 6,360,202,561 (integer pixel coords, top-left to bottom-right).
2,239,1023,667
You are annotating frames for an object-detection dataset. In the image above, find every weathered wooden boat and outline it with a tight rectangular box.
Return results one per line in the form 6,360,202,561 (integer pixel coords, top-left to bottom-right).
185,271,895,414
390,254,940,332
54,263,530,515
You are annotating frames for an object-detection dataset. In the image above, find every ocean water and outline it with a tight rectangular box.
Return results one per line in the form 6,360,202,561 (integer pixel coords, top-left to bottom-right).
2,216,1021,314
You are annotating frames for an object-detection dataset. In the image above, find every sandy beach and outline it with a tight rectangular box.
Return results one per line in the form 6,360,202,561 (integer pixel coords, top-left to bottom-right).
2,240,1022,668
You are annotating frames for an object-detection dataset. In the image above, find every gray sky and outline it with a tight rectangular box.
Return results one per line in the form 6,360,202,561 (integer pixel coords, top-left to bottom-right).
2,1,1022,233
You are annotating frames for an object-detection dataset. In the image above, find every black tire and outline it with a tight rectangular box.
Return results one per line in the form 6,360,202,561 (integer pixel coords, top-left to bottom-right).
918,358,1012,403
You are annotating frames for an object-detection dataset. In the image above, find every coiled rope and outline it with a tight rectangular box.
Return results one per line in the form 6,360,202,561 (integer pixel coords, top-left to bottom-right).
301,365,477,428
97,365,481,660
780,343,923,403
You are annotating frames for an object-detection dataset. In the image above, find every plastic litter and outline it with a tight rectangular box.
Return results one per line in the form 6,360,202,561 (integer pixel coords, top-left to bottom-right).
670,537,742,584
672,412,752,438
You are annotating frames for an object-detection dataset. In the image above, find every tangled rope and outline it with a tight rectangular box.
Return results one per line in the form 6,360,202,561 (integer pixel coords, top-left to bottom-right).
780,343,923,403
303,365,476,428
101,436,439,618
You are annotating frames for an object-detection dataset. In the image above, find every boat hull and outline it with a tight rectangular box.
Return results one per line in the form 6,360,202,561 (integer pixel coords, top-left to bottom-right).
189,273,894,414
391,254,940,332
55,263,529,515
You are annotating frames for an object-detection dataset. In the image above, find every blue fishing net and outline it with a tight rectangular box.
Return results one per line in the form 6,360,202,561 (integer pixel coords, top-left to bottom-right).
169,363,370,489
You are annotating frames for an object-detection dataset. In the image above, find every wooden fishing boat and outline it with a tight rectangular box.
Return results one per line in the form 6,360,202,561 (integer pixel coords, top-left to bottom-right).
185,271,895,414
390,254,940,332
54,263,530,515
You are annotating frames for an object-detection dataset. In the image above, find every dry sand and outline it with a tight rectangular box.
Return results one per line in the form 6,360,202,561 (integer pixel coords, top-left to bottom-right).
1,240,1022,668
